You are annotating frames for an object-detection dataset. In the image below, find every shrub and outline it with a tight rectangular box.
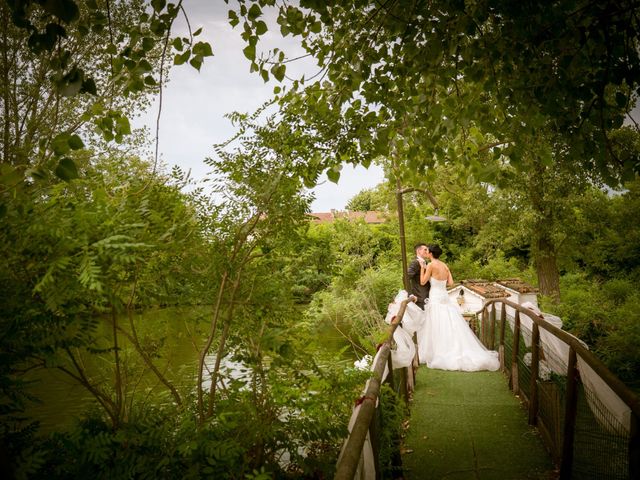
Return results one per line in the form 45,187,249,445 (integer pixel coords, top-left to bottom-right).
542,273,640,391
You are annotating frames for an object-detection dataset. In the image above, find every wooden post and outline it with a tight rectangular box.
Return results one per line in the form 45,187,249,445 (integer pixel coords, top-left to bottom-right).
529,322,540,426
369,406,382,480
489,305,496,350
386,352,395,388
403,367,411,404
499,303,506,370
481,307,487,345
630,412,639,480
560,348,579,480
412,331,419,385
510,310,521,394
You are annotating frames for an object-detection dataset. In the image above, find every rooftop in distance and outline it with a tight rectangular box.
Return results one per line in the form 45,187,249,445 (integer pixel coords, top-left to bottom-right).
309,210,387,224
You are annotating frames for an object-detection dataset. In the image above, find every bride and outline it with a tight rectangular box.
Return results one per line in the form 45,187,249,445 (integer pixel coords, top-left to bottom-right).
416,244,499,371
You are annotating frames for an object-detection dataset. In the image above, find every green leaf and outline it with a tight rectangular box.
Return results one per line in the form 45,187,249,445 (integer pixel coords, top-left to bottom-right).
271,64,286,82
68,134,84,150
124,59,136,70
80,78,97,95
255,20,268,36
174,50,191,65
243,44,256,61
228,10,240,27
327,168,340,183
55,157,79,181
0,164,23,186
116,116,131,135
248,4,262,20
192,41,213,57
126,77,145,93
138,59,153,72
150,18,165,35
310,20,322,34
42,0,80,23
193,27,202,36
189,56,202,71
28,24,64,53
142,37,155,51
56,66,86,97
51,133,71,155
151,0,166,12
172,37,183,51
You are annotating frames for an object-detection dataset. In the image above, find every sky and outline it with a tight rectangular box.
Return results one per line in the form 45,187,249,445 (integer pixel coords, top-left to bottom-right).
132,0,384,212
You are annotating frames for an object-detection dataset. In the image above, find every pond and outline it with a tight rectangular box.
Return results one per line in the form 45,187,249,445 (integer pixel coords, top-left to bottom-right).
24,305,351,433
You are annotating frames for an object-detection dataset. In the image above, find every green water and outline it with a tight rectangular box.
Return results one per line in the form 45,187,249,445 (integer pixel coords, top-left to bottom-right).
24,305,350,433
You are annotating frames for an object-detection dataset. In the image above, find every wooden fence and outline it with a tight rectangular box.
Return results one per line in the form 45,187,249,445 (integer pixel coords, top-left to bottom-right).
334,296,640,479
334,297,415,480
479,299,640,480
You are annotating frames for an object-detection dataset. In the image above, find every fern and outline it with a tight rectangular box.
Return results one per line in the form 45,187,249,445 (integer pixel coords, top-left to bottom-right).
78,251,103,293
33,256,72,294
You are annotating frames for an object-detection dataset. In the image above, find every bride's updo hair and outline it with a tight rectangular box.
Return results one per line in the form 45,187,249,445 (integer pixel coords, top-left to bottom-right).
428,244,443,258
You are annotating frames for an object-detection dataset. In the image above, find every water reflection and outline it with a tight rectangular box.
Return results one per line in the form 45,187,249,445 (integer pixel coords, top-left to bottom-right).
24,306,351,433
25,305,210,433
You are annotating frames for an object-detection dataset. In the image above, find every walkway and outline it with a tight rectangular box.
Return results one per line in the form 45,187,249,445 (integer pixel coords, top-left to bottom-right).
401,368,556,480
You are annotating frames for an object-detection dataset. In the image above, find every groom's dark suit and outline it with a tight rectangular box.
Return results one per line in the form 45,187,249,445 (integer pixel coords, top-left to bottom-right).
407,258,430,309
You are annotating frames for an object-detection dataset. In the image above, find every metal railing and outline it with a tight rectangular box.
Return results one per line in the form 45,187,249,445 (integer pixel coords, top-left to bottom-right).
334,297,415,480
479,299,640,480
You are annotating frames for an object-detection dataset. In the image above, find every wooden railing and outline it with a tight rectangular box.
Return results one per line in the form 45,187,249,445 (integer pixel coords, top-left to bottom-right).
334,297,415,480
479,299,640,480
334,296,640,479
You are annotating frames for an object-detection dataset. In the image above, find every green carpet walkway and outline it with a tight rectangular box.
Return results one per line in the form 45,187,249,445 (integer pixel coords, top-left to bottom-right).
401,368,556,480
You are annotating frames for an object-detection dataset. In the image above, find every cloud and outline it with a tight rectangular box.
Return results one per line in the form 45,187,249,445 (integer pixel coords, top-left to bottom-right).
132,0,384,211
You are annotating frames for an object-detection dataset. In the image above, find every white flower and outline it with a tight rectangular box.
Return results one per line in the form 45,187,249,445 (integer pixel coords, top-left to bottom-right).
354,354,373,371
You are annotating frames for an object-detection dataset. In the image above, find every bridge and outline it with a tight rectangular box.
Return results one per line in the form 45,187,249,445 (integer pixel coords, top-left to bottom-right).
334,297,640,479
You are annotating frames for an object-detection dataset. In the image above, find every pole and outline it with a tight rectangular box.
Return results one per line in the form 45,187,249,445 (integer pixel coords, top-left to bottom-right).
396,178,410,292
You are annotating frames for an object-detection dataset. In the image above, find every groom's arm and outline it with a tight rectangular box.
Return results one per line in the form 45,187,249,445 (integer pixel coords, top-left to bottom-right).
407,259,419,278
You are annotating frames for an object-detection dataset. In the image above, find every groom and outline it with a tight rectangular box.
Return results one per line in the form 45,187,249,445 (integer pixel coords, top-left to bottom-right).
407,243,431,309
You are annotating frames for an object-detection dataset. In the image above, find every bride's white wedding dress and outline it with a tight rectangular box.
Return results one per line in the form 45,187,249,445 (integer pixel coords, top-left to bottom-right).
418,278,500,371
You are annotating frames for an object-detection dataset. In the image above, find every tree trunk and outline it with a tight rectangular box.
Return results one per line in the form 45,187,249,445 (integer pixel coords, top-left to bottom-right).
125,308,182,406
59,348,119,428
207,275,241,417
1,6,9,164
197,271,228,424
111,306,124,426
535,235,561,303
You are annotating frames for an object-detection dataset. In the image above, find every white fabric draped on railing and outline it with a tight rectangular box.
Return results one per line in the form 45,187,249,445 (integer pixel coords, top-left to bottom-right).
384,290,425,370
338,290,423,480
504,302,632,434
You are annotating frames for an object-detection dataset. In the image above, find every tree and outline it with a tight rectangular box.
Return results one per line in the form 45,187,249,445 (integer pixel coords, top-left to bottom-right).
195,111,314,423
346,184,391,211
1,0,212,179
0,151,212,433
231,0,638,185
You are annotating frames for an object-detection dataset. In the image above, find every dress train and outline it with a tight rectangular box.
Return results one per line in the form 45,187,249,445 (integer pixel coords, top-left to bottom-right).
417,279,499,372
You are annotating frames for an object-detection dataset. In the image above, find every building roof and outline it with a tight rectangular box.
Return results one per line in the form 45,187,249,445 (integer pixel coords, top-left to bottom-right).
460,280,510,299
309,210,387,224
495,278,538,294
